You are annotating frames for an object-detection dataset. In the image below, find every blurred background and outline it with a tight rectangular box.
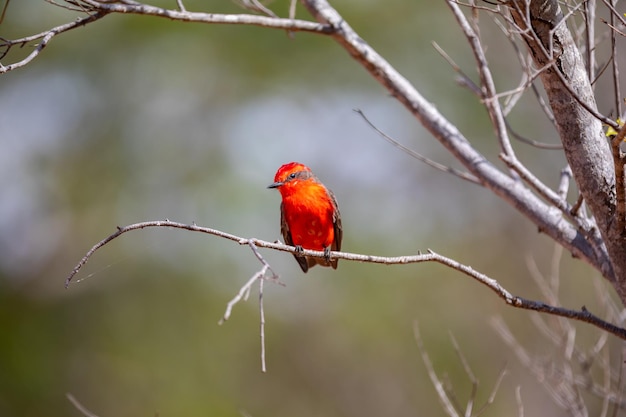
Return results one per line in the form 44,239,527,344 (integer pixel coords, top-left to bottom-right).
1,0,624,416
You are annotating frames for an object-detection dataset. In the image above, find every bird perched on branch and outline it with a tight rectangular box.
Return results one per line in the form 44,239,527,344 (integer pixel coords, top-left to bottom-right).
268,162,342,272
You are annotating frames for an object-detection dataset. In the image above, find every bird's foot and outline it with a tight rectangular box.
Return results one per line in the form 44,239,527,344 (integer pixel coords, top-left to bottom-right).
323,246,332,264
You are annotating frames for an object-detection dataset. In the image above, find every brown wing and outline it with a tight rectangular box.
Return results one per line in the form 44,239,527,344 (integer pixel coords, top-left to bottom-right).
280,202,310,273
329,189,342,269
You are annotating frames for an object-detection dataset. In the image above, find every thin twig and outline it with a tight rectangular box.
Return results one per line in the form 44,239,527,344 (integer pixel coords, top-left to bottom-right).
259,273,266,372
557,165,573,201
73,0,329,32
446,0,515,158
601,0,626,31
449,332,477,417
499,153,603,257
64,220,626,340
45,0,88,12
432,41,481,96
515,386,524,417
475,364,507,417
289,0,297,19
234,0,278,18
0,11,107,73
218,268,262,325
584,0,596,83
353,109,481,185
248,239,278,372
490,14,557,127
504,118,563,150
414,323,460,417
217,241,282,372
509,0,618,129
609,0,622,117
66,393,100,417
218,243,283,325
0,0,9,24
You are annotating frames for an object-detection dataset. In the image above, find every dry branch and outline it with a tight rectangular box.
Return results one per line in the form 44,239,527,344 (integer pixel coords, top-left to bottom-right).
0,0,332,73
64,220,626,340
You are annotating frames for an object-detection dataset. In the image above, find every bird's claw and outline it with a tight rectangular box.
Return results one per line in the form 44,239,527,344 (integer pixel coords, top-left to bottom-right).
323,246,332,263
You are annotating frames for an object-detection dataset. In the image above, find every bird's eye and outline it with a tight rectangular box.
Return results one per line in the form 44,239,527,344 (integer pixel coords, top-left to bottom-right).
288,173,297,179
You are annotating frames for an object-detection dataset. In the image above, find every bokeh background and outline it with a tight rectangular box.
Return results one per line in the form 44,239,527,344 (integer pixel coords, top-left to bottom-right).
1,0,625,416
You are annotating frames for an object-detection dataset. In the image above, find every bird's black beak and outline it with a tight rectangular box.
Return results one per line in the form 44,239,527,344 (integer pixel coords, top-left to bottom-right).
267,181,283,189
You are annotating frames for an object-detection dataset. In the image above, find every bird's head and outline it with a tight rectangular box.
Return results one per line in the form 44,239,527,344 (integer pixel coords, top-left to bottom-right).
267,162,315,191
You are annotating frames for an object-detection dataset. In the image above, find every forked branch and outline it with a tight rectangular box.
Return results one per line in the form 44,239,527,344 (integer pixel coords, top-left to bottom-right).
64,220,626,340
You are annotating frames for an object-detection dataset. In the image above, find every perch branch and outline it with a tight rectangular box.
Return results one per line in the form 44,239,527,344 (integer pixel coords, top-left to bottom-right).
64,220,626,340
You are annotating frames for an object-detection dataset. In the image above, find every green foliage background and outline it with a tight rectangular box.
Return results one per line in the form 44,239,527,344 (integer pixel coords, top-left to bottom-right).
0,1,621,416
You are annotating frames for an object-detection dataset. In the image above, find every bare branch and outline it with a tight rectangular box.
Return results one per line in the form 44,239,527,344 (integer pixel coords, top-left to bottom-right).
558,166,573,201
476,365,507,417
64,220,626,340
417,326,507,417
446,0,515,159
219,272,255,324
603,0,626,26
489,14,558,127
431,41,482,96
492,248,626,411
437,18,560,150
448,332,478,417
608,0,622,118
0,12,107,73
218,241,282,372
507,1,617,130
584,0,596,83
0,0,332,72
258,272,266,372
71,0,330,32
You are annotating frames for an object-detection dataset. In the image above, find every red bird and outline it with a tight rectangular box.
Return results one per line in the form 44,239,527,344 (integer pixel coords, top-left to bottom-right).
268,162,342,272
